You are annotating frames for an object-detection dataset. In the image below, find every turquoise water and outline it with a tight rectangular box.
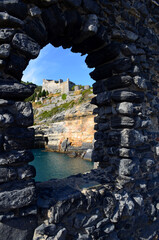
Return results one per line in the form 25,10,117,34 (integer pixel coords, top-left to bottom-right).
31,149,94,182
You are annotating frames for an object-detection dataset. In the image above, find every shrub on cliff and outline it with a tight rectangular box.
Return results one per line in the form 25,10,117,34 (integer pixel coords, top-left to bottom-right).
62,93,67,100
38,100,75,120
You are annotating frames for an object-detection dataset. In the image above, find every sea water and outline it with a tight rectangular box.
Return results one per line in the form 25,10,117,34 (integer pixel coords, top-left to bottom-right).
31,149,94,182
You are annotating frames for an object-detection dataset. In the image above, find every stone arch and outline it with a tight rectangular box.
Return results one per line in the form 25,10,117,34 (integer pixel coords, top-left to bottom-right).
0,0,159,240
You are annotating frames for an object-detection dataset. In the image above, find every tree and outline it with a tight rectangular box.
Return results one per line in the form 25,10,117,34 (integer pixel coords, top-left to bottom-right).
38,90,42,99
41,89,46,97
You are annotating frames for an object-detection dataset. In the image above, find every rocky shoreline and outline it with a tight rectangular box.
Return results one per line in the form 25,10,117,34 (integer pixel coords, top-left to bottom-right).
32,95,96,161
33,126,94,161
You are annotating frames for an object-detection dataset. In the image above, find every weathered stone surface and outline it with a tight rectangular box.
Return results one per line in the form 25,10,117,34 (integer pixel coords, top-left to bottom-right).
0,28,15,43
0,167,16,183
14,102,33,127
6,53,28,80
0,113,14,127
107,147,136,158
17,165,36,180
0,44,10,58
24,0,58,7
90,58,132,81
111,116,135,128
96,92,111,105
25,18,48,46
0,80,35,100
112,90,144,103
83,149,93,161
29,7,42,17
106,129,147,147
0,180,36,211
133,76,147,90
119,158,139,176
65,0,82,7
0,165,35,183
83,0,100,14
4,127,34,150
72,25,108,54
86,43,120,68
0,150,34,166
121,44,145,56
0,216,37,240
42,6,66,47
12,33,40,59
93,75,133,94
64,10,82,40
54,227,67,240
120,129,147,147
116,102,142,115
0,58,5,68
0,99,14,106
0,12,24,28
72,14,99,47
0,0,28,20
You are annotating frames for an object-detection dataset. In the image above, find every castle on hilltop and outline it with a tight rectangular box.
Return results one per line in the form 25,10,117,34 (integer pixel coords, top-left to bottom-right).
42,78,75,94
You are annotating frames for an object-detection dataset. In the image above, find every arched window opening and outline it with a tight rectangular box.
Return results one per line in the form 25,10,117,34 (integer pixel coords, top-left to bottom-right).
22,44,95,182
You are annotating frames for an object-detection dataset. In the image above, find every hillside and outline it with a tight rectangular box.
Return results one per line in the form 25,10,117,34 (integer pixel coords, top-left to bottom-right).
31,88,96,159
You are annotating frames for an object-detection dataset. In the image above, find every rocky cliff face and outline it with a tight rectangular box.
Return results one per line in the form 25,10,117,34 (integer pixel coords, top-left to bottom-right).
33,91,96,157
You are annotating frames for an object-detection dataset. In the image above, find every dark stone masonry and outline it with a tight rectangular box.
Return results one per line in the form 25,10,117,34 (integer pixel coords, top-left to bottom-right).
0,0,159,239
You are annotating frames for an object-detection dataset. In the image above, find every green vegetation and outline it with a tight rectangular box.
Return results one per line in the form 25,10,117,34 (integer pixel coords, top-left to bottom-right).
21,81,33,85
25,85,50,102
82,88,92,97
38,100,75,120
71,85,75,91
61,93,67,100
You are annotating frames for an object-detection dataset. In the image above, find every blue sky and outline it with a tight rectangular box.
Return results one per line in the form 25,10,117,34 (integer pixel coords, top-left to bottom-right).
22,44,94,86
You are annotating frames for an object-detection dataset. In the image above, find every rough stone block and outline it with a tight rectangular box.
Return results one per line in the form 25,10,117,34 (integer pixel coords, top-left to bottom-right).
0,12,24,28
112,90,144,103
111,116,135,128
86,42,120,68
14,102,33,127
12,33,40,59
83,0,100,14
0,180,36,211
17,165,36,180
120,129,147,147
0,150,34,166
72,26,108,54
0,28,15,43
24,0,58,7
0,216,37,240
96,92,111,105
0,167,17,183
0,113,14,127
25,18,48,46
119,158,139,176
5,53,28,80
90,58,132,81
0,1,28,20
29,7,42,17
116,102,142,115
65,0,82,7
0,44,10,58
4,127,34,150
0,79,35,101
42,6,65,47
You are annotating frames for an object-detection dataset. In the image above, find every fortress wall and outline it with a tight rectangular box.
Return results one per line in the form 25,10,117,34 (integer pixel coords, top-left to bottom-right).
42,79,61,93
61,80,69,94
0,0,159,239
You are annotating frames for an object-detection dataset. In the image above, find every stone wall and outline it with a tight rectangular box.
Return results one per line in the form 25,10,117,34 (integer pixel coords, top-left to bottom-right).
42,78,75,94
0,0,159,239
